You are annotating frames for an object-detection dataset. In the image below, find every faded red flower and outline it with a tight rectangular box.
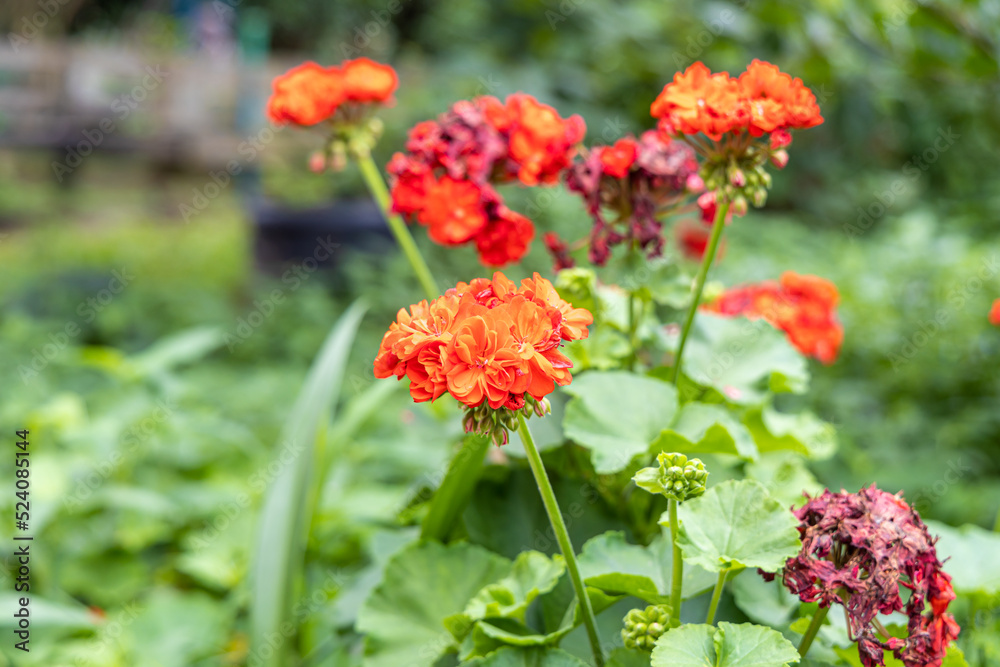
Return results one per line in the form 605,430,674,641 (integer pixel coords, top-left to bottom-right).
763,486,960,667
703,272,843,364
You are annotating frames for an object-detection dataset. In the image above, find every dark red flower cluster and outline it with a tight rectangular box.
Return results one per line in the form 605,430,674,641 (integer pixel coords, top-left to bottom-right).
703,272,843,364
765,486,959,667
388,94,585,266
561,130,702,266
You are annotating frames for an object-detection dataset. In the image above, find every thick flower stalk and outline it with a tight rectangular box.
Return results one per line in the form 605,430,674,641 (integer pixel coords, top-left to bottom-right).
703,271,843,364
559,130,702,266
622,604,671,651
763,485,960,666
389,94,585,266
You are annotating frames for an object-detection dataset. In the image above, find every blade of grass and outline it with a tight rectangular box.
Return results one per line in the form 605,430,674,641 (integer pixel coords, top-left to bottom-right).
249,299,367,667
420,433,490,542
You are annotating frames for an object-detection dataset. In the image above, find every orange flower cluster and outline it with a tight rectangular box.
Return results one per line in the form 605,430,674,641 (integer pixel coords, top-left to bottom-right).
703,272,843,364
374,272,592,411
389,94,585,266
267,58,398,126
651,60,823,140
990,298,1000,326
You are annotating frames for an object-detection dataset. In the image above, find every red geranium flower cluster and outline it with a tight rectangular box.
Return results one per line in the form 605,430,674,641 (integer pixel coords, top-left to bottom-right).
651,60,823,141
703,271,843,364
389,94,585,266
989,298,1000,326
764,486,960,667
560,131,702,266
267,58,398,126
374,271,592,416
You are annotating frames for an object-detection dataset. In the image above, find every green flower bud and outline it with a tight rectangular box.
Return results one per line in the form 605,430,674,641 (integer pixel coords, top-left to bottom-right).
632,451,709,501
621,604,671,652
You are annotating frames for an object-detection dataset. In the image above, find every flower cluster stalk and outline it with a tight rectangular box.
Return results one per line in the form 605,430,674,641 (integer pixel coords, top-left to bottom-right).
516,412,604,667
670,199,730,385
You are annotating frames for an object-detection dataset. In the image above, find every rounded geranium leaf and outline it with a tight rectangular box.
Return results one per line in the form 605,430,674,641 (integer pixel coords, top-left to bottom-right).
357,541,510,667
562,371,679,474
651,622,799,667
672,479,801,572
462,646,590,667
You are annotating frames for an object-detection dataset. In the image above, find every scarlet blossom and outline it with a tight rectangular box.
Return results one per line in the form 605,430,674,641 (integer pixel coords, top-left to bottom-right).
267,58,398,126
703,272,843,364
598,138,638,178
340,57,398,103
989,298,1000,326
563,130,701,266
417,176,488,245
651,60,823,141
374,272,592,416
763,486,960,667
267,62,346,126
388,94,584,266
543,232,575,270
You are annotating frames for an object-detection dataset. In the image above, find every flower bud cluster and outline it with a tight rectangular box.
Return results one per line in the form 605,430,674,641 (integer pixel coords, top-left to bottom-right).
621,604,671,651
462,396,551,447
633,452,708,501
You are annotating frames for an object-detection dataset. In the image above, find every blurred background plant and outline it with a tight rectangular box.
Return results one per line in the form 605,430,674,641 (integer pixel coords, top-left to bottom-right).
1,0,999,665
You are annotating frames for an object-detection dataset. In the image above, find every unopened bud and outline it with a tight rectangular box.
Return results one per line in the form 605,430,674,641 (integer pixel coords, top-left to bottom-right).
769,149,789,170
632,452,709,501
731,195,749,217
309,151,327,173
622,605,672,651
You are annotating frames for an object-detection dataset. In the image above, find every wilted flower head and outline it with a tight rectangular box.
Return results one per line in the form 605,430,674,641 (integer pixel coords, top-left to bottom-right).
562,130,701,266
764,485,960,667
388,94,584,266
374,272,592,443
703,272,843,364
650,60,823,213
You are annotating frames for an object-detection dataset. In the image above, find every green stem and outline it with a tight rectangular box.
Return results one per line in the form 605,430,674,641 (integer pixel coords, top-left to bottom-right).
705,568,727,625
668,499,683,626
420,434,490,542
670,200,730,385
627,291,640,370
356,152,438,300
516,412,604,667
797,604,830,658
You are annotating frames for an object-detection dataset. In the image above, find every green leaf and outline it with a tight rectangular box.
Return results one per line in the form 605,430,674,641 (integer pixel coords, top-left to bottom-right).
357,541,511,667
681,313,809,404
743,407,836,460
652,402,758,460
462,646,590,667
607,646,653,667
744,453,822,508
924,520,1000,595
562,371,679,474
730,571,798,627
130,326,226,376
577,531,717,602
651,622,800,667
421,433,491,542
0,593,96,631
464,551,565,621
673,480,801,572
460,617,571,659
249,300,367,667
